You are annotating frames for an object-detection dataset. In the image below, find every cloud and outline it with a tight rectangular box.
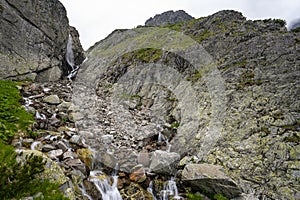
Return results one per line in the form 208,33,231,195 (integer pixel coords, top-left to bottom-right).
60,0,300,49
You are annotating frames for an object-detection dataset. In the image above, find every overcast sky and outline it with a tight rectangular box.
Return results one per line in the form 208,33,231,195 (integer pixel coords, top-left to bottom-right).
59,0,300,50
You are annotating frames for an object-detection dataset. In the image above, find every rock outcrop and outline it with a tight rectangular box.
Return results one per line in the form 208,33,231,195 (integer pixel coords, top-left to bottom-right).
74,10,300,199
182,164,241,198
145,10,194,26
0,0,85,81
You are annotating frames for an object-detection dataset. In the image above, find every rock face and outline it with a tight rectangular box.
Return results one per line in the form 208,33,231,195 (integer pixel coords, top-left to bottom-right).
0,0,85,81
182,164,241,198
75,10,300,199
145,10,194,26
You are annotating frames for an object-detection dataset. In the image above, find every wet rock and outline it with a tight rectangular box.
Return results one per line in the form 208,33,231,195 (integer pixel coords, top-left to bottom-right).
42,144,56,152
43,95,60,105
130,165,147,183
48,149,64,160
149,150,180,175
182,164,241,198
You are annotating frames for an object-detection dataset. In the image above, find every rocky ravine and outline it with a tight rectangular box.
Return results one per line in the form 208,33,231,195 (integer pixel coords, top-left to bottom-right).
74,10,300,199
0,0,85,81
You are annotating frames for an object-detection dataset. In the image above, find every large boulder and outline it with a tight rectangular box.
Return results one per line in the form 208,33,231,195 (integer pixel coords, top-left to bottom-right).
149,150,180,175
0,0,85,81
145,10,194,27
182,164,241,198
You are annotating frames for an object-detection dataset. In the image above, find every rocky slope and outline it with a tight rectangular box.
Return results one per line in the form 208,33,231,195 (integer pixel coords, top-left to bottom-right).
0,0,85,81
74,10,300,199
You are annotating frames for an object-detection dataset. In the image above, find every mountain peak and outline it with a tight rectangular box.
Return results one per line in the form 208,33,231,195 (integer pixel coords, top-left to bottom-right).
145,10,194,27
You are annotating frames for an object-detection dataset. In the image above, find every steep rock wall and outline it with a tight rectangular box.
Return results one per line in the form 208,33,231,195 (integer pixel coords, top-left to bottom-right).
0,0,85,81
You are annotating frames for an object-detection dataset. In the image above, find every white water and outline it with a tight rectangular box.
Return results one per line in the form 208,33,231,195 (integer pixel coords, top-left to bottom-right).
160,178,181,200
31,141,42,150
89,168,122,200
66,34,80,80
147,181,157,200
35,111,46,120
79,183,93,200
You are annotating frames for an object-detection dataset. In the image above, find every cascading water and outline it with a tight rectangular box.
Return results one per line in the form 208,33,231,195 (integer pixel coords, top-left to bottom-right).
147,181,157,200
79,183,93,200
89,167,122,200
160,178,181,200
66,34,80,80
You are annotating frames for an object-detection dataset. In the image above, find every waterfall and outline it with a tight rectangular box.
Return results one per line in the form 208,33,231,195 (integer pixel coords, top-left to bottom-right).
160,178,181,200
89,170,122,200
147,181,157,200
79,183,93,200
66,34,80,80
66,34,75,70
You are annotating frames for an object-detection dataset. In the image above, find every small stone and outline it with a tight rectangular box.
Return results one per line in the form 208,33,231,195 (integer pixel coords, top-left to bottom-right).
22,138,34,148
48,149,64,160
63,150,77,160
68,112,84,122
57,141,69,152
43,95,60,105
130,164,147,183
68,104,80,112
101,134,114,144
42,144,56,152
57,101,72,112
65,159,87,175
77,148,94,168
70,135,87,148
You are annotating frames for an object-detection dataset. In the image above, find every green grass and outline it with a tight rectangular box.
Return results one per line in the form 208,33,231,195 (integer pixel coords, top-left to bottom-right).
187,193,204,200
0,80,35,142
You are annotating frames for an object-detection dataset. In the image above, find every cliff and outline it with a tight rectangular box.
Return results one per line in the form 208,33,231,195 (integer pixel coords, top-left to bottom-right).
0,0,85,81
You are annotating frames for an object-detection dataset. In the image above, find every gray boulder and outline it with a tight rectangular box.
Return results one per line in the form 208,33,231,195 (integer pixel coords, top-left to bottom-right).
0,0,85,81
182,164,241,198
149,150,180,175
145,10,194,27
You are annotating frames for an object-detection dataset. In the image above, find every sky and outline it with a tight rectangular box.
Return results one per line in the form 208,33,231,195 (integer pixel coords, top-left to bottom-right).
59,0,300,50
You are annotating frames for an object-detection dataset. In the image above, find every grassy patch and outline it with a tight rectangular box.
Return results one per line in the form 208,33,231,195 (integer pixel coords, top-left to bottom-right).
120,48,163,64
0,80,34,142
187,193,204,200
194,29,214,42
